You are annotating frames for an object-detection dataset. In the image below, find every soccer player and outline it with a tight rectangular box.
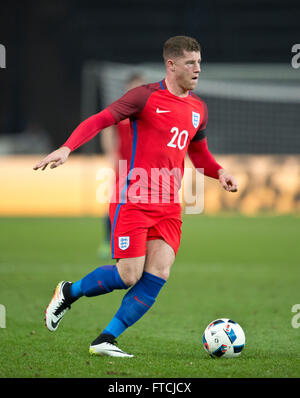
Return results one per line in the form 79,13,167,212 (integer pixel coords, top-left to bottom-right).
34,36,238,358
97,73,145,260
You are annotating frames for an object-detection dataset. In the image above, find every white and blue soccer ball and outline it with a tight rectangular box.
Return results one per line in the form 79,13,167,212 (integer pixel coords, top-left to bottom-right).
203,318,245,358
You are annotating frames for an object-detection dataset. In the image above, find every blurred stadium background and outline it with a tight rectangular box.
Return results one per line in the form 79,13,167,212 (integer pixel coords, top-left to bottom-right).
0,0,300,379
0,0,299,216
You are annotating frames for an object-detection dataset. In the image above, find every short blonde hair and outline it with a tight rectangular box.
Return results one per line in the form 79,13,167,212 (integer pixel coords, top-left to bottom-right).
163,36,201,61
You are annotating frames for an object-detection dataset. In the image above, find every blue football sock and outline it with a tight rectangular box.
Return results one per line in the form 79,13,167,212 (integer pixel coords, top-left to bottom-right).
70,280,83,299
70,265,127,299
103,271,166,338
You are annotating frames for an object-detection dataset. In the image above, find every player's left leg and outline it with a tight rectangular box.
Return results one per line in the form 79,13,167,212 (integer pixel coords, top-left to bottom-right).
143,238,175,280
103,241,174,336
90,239,175,357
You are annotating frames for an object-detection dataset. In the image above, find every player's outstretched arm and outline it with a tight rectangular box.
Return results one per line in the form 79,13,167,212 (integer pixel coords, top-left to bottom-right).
218,169,238,192
33,109,117,172
188,137,238,193
33,146,71,171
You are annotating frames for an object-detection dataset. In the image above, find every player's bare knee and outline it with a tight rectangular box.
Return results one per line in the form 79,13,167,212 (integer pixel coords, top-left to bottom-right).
144,261,172,281
152,267,170,281
161,268,171,281
117,257,145,287
121,272,142,287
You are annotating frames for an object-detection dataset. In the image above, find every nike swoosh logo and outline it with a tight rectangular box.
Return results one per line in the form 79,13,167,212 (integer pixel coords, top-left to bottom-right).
134,295,150,307
156,108,170,113
90,346,129,354
51,318,61,329
105,348,127,353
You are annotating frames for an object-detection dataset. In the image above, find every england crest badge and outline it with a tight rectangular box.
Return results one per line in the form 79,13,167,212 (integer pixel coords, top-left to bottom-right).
118,236,130,250
192,111,200,129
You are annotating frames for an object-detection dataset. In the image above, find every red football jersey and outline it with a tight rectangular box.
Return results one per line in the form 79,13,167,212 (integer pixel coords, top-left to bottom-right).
115,118,132,163
107,79,208,204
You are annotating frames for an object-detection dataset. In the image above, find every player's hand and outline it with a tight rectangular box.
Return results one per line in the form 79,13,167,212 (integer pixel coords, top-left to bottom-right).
33,146,71,171
218,169,238,192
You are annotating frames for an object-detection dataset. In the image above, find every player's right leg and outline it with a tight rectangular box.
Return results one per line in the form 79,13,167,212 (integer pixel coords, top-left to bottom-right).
45,203,144,333
44,264,131,332
45,281,74,331
44,256,145,333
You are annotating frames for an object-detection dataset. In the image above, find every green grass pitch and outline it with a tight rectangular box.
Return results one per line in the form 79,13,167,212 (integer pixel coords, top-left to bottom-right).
0,215,299,378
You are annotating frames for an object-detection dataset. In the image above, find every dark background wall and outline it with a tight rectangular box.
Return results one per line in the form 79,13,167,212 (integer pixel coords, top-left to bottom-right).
0,0,299,148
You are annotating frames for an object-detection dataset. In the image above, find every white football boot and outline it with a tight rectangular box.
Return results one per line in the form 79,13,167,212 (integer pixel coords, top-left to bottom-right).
45,281,73,331
89,333,134,358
